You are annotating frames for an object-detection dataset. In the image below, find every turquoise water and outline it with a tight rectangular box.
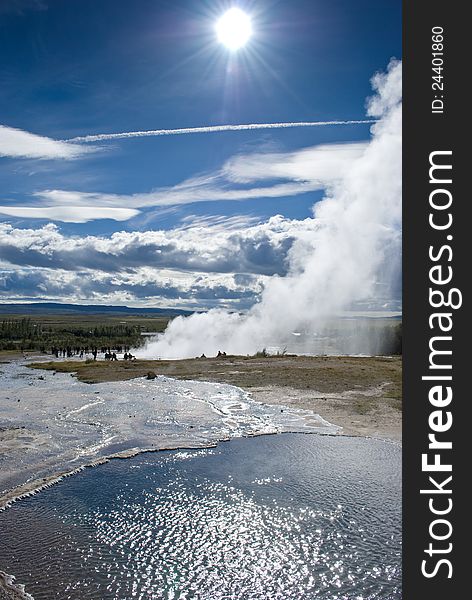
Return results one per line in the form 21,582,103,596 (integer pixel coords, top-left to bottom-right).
0,434,401,599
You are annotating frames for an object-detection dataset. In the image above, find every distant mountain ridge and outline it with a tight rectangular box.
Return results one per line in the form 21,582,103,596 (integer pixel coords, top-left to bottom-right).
0,302,194,316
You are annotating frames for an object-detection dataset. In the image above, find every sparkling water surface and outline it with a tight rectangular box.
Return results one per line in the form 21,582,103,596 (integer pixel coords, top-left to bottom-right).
0,433,401,600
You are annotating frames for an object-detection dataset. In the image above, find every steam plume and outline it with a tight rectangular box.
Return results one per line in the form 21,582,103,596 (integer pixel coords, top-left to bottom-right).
138,60,401,359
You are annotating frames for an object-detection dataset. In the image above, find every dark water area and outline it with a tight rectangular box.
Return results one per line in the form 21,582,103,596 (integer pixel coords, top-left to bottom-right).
0,434,401,599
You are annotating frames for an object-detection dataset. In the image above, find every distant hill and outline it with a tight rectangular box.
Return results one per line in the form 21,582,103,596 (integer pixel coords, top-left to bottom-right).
0,302,194,317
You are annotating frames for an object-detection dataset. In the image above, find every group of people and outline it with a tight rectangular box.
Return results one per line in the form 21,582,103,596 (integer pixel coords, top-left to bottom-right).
198,350,227,359
51,346,98,359
50,345,135,361
104,351,135,361
51,346,78,358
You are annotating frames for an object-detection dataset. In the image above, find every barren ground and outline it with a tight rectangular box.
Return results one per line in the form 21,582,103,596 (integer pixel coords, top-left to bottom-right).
29,354,402,441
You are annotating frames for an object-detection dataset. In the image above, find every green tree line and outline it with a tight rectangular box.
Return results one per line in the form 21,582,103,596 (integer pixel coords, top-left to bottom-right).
0,317,146,351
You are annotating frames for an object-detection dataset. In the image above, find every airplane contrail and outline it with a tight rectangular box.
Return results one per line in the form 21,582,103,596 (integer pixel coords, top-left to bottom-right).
66,119,375,143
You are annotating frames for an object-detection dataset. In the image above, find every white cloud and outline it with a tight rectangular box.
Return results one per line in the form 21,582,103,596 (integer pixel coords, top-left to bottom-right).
367,59,402,117
0,124,93,160
0,264,262,309
0,214,336,307
0,215,314,275
0,206,139,223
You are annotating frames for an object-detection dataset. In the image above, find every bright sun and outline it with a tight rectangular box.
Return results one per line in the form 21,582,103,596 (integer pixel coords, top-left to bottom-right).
216,7,252,50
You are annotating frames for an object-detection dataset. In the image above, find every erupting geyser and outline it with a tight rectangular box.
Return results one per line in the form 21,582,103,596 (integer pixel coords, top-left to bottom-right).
137,60,402,360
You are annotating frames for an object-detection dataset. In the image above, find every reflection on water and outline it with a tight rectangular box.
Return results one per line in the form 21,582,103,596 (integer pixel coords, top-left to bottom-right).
0,434,401,599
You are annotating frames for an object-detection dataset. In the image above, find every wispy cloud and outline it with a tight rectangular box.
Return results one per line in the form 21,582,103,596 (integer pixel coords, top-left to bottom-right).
0,206,138,223
66,120,375,143
0,141,367,222
0,124,93,160
222,143,367,184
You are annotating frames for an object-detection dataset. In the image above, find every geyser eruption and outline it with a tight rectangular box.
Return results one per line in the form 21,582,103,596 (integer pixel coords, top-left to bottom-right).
138,60,402,359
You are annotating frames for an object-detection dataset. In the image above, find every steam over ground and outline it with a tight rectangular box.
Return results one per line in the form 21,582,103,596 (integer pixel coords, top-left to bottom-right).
138,61,402,359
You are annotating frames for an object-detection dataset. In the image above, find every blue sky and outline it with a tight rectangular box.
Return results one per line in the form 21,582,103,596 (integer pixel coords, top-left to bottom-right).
0,0,401,308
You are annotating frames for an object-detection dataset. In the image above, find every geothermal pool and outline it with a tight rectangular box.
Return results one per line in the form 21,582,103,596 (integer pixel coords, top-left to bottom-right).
0,359,337,500
0,434,401,600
